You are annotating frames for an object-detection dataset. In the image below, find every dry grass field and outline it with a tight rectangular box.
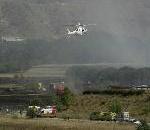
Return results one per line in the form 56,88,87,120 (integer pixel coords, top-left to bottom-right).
60,93,150,122
23,65,68,78
0,117,136,130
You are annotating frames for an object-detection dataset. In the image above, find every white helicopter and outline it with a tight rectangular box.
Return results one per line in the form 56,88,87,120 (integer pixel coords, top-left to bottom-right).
66,22,96,36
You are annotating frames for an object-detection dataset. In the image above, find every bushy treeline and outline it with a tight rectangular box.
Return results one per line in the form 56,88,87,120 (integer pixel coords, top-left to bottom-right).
0,63,19,73
66,66,150,91
83,90,145,96
0,40,51,72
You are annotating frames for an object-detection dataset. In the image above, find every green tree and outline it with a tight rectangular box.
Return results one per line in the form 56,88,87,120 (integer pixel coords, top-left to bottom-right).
61,87,74,108
47,93,63,112
29,98,43,106
142,102,150,115
26,107,38,118
110,99,122,114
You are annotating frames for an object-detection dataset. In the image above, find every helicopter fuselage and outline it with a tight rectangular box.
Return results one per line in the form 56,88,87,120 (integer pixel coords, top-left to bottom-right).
67,26,87,35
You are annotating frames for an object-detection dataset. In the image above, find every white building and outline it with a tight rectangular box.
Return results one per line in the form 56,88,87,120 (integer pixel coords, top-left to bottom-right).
1,36,24,42
134,85,150,90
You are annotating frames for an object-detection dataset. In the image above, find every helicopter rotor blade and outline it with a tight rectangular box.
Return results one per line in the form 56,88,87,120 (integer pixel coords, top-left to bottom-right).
86,24,96,26
64,25,76,27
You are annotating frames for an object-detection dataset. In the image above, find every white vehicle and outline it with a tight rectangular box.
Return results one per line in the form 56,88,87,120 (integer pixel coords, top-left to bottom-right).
40,106,56,115
133,120,141,125
66,22,96,36
123,112,130,121
27,105,56,118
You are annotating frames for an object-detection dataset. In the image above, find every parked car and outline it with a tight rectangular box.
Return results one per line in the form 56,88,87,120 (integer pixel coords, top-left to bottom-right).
39,105,57,118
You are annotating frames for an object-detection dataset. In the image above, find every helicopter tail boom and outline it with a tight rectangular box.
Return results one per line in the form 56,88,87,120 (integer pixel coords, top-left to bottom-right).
67,28,71,34
67,28,75,35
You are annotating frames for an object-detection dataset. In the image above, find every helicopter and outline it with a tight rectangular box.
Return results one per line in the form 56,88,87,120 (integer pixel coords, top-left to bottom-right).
66,22,96,36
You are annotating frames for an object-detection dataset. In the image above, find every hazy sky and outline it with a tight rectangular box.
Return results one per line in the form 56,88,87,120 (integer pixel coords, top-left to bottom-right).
81,0,150,65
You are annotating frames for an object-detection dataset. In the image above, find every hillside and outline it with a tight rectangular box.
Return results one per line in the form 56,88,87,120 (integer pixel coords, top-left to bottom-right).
0,0,86,40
